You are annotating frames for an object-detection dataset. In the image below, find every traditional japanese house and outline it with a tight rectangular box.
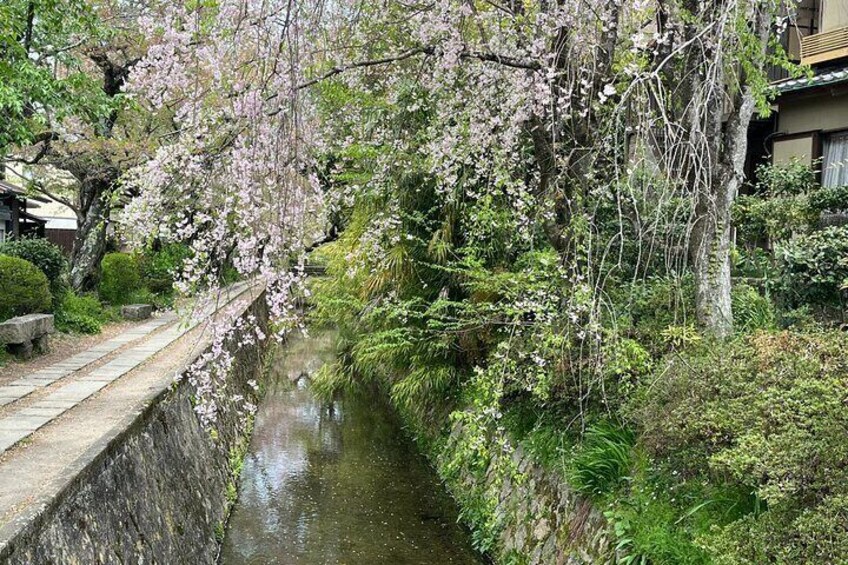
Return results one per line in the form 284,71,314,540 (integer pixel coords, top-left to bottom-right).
0,179,47,242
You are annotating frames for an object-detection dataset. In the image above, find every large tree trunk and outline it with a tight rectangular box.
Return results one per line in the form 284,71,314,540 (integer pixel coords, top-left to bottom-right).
65,50,133,291
690,91,757,338
689,168,738,338
69,180,111,291
687,5,772,338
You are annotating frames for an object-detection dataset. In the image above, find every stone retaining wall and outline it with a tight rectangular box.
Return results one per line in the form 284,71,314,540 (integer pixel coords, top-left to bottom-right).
442,421,610,564
0,290,268,564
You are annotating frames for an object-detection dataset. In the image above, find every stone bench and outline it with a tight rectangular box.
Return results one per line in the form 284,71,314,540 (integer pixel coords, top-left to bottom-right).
121,304,153,321
0,314,55,359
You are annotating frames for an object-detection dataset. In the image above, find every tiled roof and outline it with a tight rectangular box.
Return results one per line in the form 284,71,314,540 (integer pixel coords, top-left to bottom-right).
773,66,848,94
0,179,49,202
0,179,26,196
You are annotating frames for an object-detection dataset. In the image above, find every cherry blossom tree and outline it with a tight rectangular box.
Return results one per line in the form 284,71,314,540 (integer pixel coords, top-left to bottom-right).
122,0,798,421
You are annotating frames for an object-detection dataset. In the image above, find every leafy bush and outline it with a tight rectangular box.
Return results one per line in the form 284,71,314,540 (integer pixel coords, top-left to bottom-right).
569,421,635,497
55,292,108,334
0,255,52,320
734,161,834,243
602,337,653,402
809,184,848,213
755,159,819,197
731,283,776,332
0,237,68,297
777,226,848,308
138,243,191,294
99,252,141,305
733,193,819,242
614,275,695,352
633,331,848,563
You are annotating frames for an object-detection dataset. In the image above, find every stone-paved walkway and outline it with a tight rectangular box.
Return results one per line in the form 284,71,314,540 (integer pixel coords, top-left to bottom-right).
0,315,175,407
0,314,178,453
0,281,254,454
0,280,260,545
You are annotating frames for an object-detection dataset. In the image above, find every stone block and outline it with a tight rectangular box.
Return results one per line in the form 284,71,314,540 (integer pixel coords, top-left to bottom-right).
121,304,153,321
0,314,54,345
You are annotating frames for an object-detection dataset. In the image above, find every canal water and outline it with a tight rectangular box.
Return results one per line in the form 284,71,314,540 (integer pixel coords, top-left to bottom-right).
219,331,483,564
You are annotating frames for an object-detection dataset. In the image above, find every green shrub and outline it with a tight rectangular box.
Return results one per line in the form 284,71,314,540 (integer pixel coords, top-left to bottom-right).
615,275,695,352
0,237,68,298
99,252,141,305
778,226,848,308
569,421,635,497
602,337,653,403
633,331,848,563
138,243,191,294
55,292,107,334
809,184,848,212
733,193,819,242
755,159,819,197
0,237,67,282
731,284,776,332
0,255,52,320
733,161,826,244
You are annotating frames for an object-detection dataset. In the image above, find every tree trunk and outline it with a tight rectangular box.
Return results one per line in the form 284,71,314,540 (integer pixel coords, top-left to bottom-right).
69,181,110,291
63,49,133,291
689,170,737,338
688,6,772,338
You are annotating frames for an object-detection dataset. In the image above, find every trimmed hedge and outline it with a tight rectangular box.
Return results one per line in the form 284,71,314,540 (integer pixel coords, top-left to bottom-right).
0,255,52,320
99,252,142,305
0,237,67,284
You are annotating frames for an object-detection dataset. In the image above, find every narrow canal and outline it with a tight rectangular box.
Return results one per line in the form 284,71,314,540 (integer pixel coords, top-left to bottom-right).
219,331,483,564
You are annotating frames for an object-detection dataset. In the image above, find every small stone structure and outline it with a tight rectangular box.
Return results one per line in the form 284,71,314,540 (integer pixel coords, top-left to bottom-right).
0,314,54,359
121,304,153,321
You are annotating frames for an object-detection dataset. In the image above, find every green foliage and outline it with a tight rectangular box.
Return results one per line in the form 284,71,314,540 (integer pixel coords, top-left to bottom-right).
808,184,848,212
0,237,67,289
55,292,109,334
733,193,819,242
633,331,848,563
701,495,848,564
603,455,745,565
310,361,359,401
0,0,108,148
613,275,695,352
777,226,848,309
732,246,778,281
305,43,848,563
138,243,191,294
569,422,635,497
755,159,819,196
733,161,825,243
0,255,52,320
731,284,776,332
99,252,142,305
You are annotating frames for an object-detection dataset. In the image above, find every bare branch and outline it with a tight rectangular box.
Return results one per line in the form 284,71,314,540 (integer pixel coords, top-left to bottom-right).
291,45,540,92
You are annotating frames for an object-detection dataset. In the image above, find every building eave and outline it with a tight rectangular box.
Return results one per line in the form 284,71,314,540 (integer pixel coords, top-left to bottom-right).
772,65,848,95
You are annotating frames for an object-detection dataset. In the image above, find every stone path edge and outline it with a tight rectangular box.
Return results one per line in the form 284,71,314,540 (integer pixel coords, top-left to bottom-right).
0,282,265,557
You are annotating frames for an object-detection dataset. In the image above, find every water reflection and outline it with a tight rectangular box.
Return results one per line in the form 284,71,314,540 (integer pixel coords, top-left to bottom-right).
219,332,483,565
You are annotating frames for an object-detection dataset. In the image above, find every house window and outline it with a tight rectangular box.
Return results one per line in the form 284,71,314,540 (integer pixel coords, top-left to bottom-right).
0,224,5,243
822,131,848,187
